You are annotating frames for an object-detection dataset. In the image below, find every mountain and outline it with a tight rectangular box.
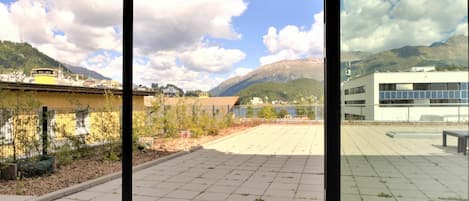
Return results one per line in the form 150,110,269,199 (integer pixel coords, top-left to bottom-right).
210,58,324,96
236,78,323,104
341,35,468,80
0,40,109,80
64,64,110,80
0,41,64,74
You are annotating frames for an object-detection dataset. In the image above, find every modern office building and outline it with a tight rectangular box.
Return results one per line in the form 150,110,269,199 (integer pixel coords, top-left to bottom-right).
341,70,469,121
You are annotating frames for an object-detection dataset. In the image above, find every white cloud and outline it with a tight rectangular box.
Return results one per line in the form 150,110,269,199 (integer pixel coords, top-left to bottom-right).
231,67,252,77
259,49,300,66
455,22,468,36
0,0,248,90
341,0,468,52
260,10,324,66
133,0,247,53
179,46,246,72
0,3,20,41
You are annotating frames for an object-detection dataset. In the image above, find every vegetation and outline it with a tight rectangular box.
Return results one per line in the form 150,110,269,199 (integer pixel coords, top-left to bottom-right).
256,106,277,119
0,41,64,74
341,35,468,81
236,78,323,104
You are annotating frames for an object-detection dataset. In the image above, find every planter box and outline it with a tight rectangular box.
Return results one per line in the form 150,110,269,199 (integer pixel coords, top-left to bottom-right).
0,163,17,180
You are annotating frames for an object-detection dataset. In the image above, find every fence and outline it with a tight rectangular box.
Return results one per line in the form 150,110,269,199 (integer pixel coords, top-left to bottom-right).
0,102,237,163
342,103,469,122
233,104,324,120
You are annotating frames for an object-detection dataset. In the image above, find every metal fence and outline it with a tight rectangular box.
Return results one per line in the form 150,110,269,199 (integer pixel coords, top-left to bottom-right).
342,103,469,122
233,104,324,120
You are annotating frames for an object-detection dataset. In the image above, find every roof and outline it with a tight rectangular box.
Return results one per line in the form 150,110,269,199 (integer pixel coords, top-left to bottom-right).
144,96,240,107
0,81,154,96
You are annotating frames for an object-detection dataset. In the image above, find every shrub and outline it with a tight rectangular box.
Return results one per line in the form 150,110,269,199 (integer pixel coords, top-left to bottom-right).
257,106,277,119
277,108,289,118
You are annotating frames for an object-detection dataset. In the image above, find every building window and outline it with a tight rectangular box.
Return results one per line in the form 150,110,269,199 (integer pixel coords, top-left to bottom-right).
48,111,57,139
430,83,447,90
76,109,90,135
345,86,365,95
344,100,366,104
396,83,413,90
0,110,13,144
379,84,396,91
413,83,430,90
344,113,365,120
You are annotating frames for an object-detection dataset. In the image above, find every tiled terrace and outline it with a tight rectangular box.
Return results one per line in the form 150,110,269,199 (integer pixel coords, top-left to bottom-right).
52,124,467,201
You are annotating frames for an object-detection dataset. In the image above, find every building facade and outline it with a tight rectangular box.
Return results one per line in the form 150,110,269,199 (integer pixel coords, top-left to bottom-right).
342,71,469,121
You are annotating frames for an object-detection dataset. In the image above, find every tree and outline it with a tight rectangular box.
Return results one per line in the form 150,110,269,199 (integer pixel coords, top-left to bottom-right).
246,106,254,118
277,108,289,118
257,106,276,119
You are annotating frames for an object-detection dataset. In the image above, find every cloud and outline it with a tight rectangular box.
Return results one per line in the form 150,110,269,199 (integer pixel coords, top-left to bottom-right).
231,67,253,77
179,46,246,72
259,10,324,66
0,0,248,90
341,0,468,52
133,0,246,53
0,3,20,41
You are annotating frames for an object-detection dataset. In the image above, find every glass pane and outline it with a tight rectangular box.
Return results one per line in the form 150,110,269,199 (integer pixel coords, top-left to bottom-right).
132,1,325,200
0,0,123,197
341,1,468,200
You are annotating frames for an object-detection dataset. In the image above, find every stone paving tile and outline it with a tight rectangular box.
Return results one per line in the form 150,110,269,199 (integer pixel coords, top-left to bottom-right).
56,124,468,201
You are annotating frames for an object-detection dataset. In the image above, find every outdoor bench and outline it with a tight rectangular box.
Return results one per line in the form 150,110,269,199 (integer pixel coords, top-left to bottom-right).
442,130,469,155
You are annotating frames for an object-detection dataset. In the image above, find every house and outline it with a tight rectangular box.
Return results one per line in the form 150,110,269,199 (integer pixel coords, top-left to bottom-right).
250,97,264,105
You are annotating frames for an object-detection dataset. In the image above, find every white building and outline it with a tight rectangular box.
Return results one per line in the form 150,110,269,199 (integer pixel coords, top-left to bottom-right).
250,97,264,105
341,71,468,122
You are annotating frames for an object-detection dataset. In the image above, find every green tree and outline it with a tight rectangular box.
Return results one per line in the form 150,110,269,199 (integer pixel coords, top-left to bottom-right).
257,106,276,119
246,106,254,118
277,108,289,118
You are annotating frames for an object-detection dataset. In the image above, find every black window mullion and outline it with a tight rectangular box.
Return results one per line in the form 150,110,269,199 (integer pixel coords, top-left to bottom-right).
324,0,341,201
122,0,133,201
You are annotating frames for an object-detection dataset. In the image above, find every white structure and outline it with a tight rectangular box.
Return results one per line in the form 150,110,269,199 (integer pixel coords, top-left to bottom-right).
411,66,435,72
250,97,264,105
342,71,468,122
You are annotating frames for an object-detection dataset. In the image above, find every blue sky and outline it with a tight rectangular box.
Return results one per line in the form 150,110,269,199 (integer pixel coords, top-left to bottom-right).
213,0,323,69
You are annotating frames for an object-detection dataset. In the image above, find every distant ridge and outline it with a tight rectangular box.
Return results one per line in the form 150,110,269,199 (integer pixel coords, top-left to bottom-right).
0,40,110,80
210,58,324,96
341,34,468,80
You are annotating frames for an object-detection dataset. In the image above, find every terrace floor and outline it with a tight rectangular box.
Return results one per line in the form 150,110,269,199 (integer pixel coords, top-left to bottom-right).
52,124,468,200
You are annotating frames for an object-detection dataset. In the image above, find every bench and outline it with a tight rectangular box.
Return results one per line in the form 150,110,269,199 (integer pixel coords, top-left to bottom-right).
442,130,469,155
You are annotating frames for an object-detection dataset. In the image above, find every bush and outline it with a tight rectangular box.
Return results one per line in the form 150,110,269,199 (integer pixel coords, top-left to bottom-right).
257,106,277,119
17,155,55,178
55,144,73,168
277,108,289,118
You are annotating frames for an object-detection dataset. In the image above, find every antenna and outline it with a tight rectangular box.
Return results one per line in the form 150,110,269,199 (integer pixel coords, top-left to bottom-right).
345,60,352,81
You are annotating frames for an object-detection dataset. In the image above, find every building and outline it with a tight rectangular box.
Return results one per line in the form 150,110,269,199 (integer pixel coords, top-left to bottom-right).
341,71,468,121
0,81,152,110
250,97,264,105
0,81,154,159
31,68,58,85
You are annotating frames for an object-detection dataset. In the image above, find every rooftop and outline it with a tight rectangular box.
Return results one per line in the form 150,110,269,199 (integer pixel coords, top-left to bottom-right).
0,81,155,96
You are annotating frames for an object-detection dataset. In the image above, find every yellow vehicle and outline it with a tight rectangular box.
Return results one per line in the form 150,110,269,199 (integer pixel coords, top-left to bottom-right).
31,68,57,85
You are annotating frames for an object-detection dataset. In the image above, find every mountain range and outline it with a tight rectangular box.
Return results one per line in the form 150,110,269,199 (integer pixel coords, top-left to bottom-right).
210,58,324,96
340,35,468,80
211,34,468,96
0,40,110,80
